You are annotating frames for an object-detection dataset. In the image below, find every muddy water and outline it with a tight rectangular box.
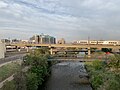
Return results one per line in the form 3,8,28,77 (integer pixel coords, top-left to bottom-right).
44,61,92,90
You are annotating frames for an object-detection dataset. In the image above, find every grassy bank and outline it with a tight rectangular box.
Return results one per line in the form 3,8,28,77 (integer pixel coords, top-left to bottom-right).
85,55,120,90
0,62,21,82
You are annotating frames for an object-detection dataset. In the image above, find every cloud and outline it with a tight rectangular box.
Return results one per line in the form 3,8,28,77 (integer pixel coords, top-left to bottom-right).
0,1,8,8
0,0,120,42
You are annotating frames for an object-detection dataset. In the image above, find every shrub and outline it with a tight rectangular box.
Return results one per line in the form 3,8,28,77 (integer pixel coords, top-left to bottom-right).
108,54,120,70
14,71,27,90
90,71,104,90
1,80,16,90
86,55,120,90
26,72,38,90
92,60,103,70
98,73,120,90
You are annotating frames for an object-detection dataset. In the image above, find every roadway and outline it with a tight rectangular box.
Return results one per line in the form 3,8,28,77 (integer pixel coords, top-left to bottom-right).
9,43,120,49
0,54,26,65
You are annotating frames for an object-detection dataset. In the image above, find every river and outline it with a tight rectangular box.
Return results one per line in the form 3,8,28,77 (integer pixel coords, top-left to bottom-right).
43,61,92,90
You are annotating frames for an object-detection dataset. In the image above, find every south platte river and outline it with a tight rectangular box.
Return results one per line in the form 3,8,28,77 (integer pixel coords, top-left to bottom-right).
43,61,92,90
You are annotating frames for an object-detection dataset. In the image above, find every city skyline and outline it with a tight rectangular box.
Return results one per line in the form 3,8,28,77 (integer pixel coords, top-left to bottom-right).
0,0,120,41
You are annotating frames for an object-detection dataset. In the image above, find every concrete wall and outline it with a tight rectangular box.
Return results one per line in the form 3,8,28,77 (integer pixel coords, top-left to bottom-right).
0,42,6,59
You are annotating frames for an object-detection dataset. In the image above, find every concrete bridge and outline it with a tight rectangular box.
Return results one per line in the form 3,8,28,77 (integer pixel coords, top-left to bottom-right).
9,43,120,49
8,43,120,58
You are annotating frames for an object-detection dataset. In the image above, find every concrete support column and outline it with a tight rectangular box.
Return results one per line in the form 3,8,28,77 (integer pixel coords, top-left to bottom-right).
26,47,29,52
17,46,21,52
0,43,5,59
50,48,53,55
88,47,91,58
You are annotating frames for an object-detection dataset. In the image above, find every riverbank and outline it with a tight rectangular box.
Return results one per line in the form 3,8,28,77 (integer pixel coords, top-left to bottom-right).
85,57,120,90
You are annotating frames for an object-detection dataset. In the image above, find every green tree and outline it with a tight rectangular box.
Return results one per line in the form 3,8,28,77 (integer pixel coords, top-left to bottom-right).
23,48,49,87
102,48,112,52
29,56,48,85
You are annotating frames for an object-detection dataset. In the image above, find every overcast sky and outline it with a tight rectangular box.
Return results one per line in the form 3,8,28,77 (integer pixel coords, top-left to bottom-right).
0,0,120,42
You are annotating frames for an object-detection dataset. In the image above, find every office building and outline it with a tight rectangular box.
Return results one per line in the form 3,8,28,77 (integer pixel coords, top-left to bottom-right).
30,34,56,44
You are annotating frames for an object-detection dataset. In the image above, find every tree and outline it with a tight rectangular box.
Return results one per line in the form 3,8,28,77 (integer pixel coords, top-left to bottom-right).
102,48,112,52
23,48,49,87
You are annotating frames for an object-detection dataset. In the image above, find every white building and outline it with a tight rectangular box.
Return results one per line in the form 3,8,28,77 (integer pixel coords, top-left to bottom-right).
0,41,6,59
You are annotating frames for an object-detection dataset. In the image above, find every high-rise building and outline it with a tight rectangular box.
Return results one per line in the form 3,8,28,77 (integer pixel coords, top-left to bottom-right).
30,34,56,44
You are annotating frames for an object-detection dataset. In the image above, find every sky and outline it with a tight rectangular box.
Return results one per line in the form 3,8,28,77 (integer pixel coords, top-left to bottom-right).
0,0,120,42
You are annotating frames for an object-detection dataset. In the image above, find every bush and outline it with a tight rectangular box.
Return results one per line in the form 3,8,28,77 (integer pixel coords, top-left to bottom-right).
14,71,27,90
92,60,103,70
1,80,16,90
86,55,120,90
26,72,38,90
108,54,120,70
98,73,120,90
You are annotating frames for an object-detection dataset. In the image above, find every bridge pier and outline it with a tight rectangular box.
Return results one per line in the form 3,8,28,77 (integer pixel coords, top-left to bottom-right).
26,47,29,52
50,48,53,55
88,47,91,58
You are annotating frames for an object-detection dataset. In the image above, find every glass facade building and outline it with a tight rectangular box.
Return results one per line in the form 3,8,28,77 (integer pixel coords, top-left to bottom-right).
30,34,56,44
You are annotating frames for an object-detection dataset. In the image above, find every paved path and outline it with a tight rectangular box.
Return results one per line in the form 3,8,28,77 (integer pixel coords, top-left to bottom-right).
44,61,92,90
0,54,26,65
0,59,22,68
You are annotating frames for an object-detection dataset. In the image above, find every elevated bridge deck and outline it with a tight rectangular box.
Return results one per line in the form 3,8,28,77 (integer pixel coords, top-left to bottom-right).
9,43,120,49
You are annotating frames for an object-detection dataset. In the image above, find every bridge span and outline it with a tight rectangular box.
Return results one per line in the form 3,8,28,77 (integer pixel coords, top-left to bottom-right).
9,43,120,49
8,43,120,58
